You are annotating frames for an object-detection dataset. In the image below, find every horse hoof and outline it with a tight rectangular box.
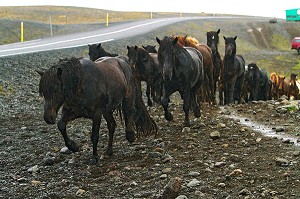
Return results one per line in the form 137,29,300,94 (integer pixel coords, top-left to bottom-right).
194,109,201,118
184,120,191,127
165,112,173,121
67,141,79,152
126,131,136,143
90,156,99,165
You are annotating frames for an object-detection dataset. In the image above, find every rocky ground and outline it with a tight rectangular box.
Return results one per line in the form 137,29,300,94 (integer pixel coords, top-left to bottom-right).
1,19,300,199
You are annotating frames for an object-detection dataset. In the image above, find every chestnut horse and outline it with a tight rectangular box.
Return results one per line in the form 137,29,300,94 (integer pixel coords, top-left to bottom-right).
270,72,280,100
175,35,215,104
223,36,245,104
38,57,157,164
206,29,224,105
156,36,204,127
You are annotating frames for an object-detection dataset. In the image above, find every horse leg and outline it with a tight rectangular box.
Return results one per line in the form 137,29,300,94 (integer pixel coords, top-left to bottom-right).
181,88,191,127
146,81,153,107
103,111,116,156
191,87,201,118
57,106,80,152
161,84,173,121
90,111,103,164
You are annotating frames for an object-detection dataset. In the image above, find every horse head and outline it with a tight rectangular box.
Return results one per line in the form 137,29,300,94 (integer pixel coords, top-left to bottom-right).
38,65,65,124
207,29,220,55
278,75,286,91
127,45,139,69
156,36,178,81
88,43,102,61
290,73,298,86
247,63,259,84
224,36,237,57
142,45,157,53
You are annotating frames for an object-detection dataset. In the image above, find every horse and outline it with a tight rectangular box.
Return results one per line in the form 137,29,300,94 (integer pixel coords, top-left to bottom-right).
287,73,299,100
223,36,245,104
270,72,280,100
37,57,157,164
88,43,118,61
206,29,224,105
278,75,289,98
175,35,215,104
126,45,162,106
156,36,204,127
246,63,271,101
142,45,158,53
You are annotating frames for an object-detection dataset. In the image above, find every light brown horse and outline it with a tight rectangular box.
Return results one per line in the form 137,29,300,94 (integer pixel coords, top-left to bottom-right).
175,35,215,104
270,72,280,100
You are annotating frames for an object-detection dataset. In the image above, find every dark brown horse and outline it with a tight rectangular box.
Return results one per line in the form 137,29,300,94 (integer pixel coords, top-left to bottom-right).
142,45,157,53
38,57,157,164
223,36,245,104
126,45,162,106
288,73,299,100
156,36,204,127
88,43,118,61
206,29,224,105
176,35,215,104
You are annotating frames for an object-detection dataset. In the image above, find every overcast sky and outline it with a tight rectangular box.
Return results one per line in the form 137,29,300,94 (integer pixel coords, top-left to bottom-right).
0,0,299,19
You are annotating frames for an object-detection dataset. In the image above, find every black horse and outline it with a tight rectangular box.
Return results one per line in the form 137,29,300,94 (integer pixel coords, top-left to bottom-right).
206,29,224,105
142,45,158,53
246,63,271,101
126,45,162,106
88,43,118,61
38,57,157,164
223,36,245,104
156,36,204,127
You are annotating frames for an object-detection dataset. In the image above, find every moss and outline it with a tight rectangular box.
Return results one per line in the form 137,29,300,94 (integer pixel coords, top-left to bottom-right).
271,34,290,51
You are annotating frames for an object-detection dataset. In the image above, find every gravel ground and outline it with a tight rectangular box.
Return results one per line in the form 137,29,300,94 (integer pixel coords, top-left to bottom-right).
1,18,300,199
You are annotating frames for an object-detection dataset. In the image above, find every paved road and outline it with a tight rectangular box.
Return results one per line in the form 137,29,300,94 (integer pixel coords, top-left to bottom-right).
0,16,242,57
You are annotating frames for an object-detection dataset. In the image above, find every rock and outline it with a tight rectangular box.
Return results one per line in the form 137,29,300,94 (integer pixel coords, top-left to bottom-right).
76,189,86,196
60,147,71,154
210,131,220,140
31,180,42,186
217,123,226,128
215,162,226,168
160,177,182,199
229,169,243,176
148,152,163,159
187,179,201,188
182,127,191,133
188,171,200,177
218,182,226,187
162,168,172,174
160,174,168,179
293,151,300,156
44,157,55,166
27,165,39,173
175,195,188,199
275,158,289,166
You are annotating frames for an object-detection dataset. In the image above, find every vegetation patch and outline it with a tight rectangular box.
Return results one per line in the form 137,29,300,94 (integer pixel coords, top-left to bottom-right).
271,34,290,51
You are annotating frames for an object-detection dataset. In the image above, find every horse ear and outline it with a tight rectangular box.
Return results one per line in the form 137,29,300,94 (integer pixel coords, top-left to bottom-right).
135,45,138,50
57,67,63,79
127,46,130,50
36,70,44,77
184,35,188,39
173,37,178,45
217,29,220,34
156,37,161,44
142,45,146,49
97,43,101,49
223,36,226,40
234,36,237,40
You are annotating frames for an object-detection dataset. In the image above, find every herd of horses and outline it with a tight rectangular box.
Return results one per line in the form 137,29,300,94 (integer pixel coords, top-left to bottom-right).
38,29,299,164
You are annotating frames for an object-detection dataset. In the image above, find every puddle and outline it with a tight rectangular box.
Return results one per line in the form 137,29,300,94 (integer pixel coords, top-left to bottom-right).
221,107,300,147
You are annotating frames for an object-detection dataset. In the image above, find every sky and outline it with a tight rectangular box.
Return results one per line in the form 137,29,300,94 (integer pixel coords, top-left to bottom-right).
0,0,299,19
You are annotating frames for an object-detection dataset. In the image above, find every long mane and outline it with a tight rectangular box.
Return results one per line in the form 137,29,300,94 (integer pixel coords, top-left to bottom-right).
39,57,84,100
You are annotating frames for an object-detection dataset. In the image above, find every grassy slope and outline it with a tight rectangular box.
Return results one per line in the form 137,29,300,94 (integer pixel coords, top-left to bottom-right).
0,6,299,76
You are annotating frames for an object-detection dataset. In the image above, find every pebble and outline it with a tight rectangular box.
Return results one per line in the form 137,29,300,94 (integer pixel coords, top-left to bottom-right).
275,157,289,166
27,165,39,173
210,131,220,140
187,179,201,188
76,189,86,196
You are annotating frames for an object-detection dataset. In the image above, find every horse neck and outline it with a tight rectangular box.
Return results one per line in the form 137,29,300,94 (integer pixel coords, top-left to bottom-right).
224,53,235,65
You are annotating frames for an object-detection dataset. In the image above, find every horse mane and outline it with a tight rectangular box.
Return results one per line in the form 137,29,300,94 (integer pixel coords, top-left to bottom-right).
176,35,199,48
39,57,84,101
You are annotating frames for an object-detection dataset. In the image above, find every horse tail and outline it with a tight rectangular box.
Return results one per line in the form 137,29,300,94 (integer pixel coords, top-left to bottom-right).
117,57,158,137
132,76,158,137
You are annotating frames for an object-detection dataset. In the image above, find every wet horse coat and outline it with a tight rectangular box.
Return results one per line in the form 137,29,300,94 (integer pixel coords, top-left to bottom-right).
38,57,157,164
223,36,245,104
156,36,204,127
